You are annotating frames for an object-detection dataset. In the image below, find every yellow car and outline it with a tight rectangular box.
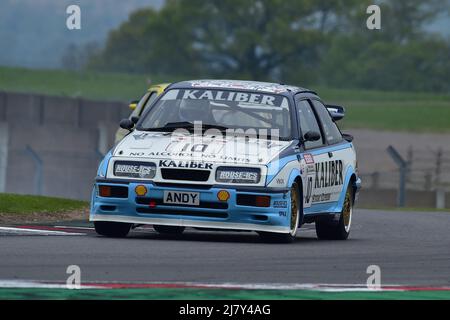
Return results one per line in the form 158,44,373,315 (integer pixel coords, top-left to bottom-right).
115,83,170,143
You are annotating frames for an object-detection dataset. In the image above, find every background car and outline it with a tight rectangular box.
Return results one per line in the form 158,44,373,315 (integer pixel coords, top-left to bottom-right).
115,83,170,143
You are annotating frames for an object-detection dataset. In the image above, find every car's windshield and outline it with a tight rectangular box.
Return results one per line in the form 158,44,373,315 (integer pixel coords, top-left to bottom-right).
137,89,292,139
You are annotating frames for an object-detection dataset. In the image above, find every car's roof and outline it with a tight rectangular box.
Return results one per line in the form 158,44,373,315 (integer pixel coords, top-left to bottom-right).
169,79,314,96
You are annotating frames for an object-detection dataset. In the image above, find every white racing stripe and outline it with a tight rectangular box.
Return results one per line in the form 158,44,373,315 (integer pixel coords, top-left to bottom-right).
0,226,85,236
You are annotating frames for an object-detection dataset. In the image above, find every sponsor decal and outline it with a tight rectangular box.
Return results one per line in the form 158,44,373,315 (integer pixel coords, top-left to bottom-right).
312,193,332,203
189,80,293,94
314,160,344,189
273,200,288,208
114,161,156,178
133,133,150,140
159,160,213,170
306,164,315,174
303,153,314,164
175,89,284,107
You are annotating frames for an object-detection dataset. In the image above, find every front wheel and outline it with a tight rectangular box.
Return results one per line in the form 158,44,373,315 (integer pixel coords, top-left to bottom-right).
94,221,132,238
259,182,301,243
315,186,353,240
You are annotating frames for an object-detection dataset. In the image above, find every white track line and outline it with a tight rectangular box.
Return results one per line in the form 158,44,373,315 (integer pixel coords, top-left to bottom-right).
0,227,85,236
0,280,408,292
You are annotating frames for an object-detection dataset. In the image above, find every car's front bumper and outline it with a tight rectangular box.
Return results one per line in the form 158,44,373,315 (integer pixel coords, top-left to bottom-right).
90,179,291,234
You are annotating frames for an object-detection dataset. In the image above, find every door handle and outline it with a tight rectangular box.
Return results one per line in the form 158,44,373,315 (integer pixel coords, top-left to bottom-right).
328,152,333,158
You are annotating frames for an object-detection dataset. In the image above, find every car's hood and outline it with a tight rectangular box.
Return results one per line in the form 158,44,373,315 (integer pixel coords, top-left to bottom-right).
114,131,291,165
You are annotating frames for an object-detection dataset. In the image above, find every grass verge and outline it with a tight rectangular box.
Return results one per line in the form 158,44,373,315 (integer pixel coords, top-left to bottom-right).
0,193,88,223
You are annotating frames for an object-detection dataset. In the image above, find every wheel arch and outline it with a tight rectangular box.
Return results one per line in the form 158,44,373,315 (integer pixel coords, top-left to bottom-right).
287,169,304,224
335,165,357,212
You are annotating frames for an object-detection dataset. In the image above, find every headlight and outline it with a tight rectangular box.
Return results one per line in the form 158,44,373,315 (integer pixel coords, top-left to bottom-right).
113,161,156,179
216,167,261,184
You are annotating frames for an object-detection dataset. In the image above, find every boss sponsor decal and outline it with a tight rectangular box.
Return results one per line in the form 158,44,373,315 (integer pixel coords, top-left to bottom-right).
314,160,343,189
159,160,213,170
175,89,284,106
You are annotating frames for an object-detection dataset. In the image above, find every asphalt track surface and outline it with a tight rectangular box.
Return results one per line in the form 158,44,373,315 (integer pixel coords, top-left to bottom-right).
0,209,449,286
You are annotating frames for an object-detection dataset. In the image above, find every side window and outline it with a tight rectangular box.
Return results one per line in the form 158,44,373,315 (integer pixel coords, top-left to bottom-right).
129,92,152,119
139,91,159,116
296,100,324,149
311,100,343,145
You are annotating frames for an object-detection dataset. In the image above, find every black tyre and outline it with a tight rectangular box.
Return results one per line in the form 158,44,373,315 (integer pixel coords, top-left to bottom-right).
258,182,301,243
94,221,132,238
153,225,185,235
315,186,353,240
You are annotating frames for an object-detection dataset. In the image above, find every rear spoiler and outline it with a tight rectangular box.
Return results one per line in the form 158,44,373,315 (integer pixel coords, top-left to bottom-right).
326,104,345,121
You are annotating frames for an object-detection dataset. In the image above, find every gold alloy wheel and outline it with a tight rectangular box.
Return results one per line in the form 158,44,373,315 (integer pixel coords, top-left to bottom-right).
290,186,299,235
342,190,352,232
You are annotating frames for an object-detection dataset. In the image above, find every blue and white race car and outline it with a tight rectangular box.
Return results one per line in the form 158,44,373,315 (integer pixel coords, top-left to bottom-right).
91,80,361,243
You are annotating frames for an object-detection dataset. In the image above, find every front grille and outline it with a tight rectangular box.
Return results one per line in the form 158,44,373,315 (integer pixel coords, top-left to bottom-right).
136,197,228,210
153,182,213,190
136,207,228,219
161,169,210,182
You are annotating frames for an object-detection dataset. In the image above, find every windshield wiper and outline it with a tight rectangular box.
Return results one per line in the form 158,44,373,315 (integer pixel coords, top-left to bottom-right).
138,122,229,132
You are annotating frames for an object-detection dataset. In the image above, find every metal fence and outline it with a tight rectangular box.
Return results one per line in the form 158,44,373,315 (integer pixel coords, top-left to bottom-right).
361,147,450,191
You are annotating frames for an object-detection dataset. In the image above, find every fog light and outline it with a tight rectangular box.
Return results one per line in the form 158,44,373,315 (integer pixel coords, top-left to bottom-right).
99,185,111,197
255,196,271,207
217,190,230,201
135,185,148,197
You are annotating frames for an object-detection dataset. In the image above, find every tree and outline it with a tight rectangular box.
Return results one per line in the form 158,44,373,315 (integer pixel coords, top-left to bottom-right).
88,0,450,92
89,0,342,81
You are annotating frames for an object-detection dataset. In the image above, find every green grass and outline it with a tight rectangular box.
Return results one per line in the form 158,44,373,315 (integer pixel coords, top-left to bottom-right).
1,66,450,132
0,288,449,300
316,87,450,132
0,193,88,214
0,66,159,102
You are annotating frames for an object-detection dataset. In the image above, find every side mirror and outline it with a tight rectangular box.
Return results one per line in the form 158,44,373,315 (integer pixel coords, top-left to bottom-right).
119,118,134,131
129,100,139,110
326,104,345,121
342,133,354,142
131,116,139,124
303,131,321,142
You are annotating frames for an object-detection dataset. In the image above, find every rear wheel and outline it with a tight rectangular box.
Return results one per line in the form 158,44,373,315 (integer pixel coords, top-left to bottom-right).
315,186,353,240
94,221,132,238
259,182,301,243
153,225,185,235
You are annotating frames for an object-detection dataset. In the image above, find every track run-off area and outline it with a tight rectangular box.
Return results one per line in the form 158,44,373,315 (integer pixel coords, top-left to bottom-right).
0,209,449,299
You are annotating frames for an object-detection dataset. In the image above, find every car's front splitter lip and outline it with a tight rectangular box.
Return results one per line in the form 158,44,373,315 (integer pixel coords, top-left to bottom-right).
90,214,290,234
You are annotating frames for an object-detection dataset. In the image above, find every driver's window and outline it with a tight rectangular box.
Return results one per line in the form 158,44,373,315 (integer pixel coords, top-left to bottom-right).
297,100,324,149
